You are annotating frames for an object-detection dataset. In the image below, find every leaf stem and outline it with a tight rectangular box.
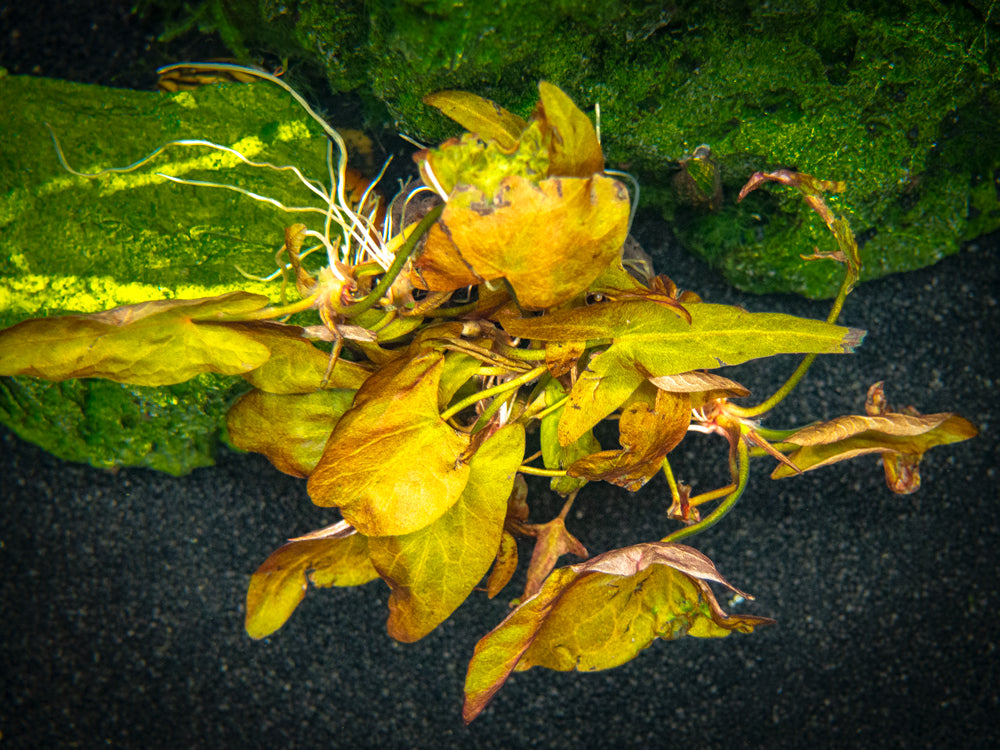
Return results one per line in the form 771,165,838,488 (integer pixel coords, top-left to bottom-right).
518,465,568,477
726,260,855,419
526,393,569,422
226,290,322,321
662,457,681,506
440,365,548,421
662,436,749,543
493,340,550,362
339,204,444,318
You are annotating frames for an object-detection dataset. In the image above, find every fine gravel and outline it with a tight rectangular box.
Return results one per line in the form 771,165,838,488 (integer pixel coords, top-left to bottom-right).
2,3,999,748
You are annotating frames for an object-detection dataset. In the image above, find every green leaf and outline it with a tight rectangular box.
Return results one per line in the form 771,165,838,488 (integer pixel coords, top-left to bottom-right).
437,351,482,411
423,90,526,151
539,379,600,495
501,300,865,444
417,125,549,200
0,292,274,386
226,388,355,477
306,351,473,536
369,424,525,642
245,532,378,640
462,542,773,722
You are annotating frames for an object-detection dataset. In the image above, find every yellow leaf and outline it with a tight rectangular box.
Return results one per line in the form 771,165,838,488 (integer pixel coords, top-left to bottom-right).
487,531,519,599
239,324,371,393
307,351,472,536
0,292,273,386
227,388,355,477
245,532,378,640
423,90,527,151
413,174,630,309
369,424,525,642
535,81,604,177
463,542,772,722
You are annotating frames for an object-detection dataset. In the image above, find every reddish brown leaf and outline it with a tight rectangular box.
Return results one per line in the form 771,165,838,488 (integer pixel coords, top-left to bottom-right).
567,387,691,491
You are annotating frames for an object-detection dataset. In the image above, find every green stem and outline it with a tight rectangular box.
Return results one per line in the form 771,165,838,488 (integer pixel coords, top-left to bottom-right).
440,365,547,421
339,204,444,318
494,340,549,362
661,457,681,507
526,393,569,422
663,436,750,544
751,425,802,441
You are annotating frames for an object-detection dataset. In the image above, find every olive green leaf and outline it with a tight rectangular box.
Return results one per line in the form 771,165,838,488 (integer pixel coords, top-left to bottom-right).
539,379,601,496
771,412,978,481
245,532,378,640
567,386,690,491
0,292,274,386
423,90,527,151
307,351,473,537
369,424,525,642
500,300,865,444
227,388,355,477
462,542,773,723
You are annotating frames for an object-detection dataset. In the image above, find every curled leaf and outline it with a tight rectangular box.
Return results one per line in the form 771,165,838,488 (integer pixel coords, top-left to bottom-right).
245,532,378,640
463,542,773,723
772,412,978,481
772,389,978,492
518,515,589,601
567,386,690,491
0,292,273,386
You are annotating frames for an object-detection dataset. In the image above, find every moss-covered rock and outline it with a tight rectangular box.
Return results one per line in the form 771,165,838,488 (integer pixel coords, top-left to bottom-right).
195,0,1000,297
0,72,337,472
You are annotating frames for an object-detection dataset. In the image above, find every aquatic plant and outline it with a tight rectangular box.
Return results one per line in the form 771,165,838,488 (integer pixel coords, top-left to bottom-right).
0,65,976,722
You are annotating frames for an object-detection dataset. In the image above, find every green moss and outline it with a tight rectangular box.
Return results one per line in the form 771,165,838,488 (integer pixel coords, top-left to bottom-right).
203,0,1000,297
0,374,249,475
0,73,338,471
